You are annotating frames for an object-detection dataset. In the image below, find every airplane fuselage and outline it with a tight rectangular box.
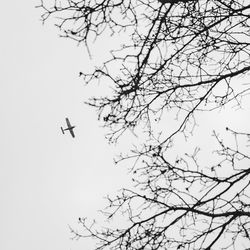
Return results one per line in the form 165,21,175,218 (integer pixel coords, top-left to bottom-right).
64,126,75,131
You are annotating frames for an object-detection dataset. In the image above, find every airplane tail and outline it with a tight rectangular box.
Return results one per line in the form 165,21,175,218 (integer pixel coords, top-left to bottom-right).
61,127,65,134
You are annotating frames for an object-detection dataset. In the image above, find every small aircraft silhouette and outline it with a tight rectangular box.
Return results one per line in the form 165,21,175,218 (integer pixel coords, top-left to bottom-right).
61,118,75,138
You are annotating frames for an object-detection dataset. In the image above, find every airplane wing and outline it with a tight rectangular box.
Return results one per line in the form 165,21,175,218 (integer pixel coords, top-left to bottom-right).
69,128,75,138
66,117,71,127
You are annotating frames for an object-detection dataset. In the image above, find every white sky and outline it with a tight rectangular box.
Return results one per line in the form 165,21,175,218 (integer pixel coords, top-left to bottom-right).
0,2,130,250
0,1,249,250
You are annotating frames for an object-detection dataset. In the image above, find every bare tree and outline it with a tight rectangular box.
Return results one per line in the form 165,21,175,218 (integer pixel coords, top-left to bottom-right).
38,0,250,249
72,128,250,250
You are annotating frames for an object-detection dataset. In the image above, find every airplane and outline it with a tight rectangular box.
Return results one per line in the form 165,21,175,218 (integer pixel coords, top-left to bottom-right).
61,118,75,138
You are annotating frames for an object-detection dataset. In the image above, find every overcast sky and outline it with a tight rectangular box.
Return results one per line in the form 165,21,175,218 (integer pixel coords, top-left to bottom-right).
1,1,249,250
0,2,131,250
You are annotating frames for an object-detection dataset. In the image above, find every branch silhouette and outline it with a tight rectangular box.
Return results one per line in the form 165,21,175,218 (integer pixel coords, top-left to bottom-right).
39,0,250,249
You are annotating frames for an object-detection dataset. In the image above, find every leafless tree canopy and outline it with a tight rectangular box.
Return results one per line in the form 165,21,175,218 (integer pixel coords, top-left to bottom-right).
39,0,250,249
